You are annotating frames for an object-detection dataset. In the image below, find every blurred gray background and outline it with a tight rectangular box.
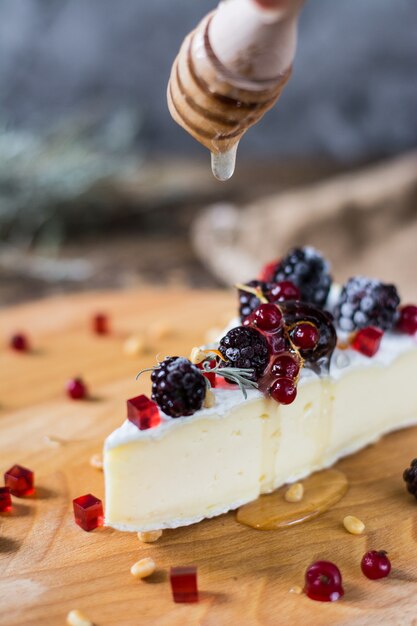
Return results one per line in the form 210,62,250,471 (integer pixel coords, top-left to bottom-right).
1,0,416,160
0,0,416,305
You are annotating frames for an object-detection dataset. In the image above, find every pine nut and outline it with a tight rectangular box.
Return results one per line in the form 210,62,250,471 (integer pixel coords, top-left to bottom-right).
343,515,365,535
44,435,62,447
123,335,147,357
130,557,156,579
289,585,302,594
89,454,103,470
284,482,304,503
148,322,172,341
189,347,207,364
137,530,163,543
203,389,216,408
66,609,93,626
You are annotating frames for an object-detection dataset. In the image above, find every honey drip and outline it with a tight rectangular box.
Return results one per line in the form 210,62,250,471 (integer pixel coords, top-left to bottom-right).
210,144,238,181
236,469,348,530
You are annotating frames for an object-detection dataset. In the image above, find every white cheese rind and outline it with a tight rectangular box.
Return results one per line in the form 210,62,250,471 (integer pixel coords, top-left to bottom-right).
104,388,263,448
105,332,417,450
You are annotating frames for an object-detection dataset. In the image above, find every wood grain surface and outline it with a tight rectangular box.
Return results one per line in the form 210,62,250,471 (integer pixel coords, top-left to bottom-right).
1,288,417,626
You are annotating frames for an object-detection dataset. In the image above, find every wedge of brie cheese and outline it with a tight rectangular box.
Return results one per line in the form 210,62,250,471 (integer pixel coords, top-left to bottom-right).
104,332,417,531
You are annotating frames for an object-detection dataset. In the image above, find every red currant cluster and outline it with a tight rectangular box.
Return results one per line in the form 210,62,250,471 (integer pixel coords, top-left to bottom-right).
241,295,336,405
247,303,317,405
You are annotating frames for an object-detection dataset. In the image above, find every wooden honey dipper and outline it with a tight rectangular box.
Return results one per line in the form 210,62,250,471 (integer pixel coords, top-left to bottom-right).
167,0,304,180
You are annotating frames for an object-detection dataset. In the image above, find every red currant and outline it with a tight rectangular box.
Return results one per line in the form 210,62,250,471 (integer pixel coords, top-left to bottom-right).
291,322,319,350
268,281,301,303
361,550,391,580
9,333,29,352
66,377,88,400
252,304,283,332
397,305,417,335
271,354,300,379
304,560,344,602
270,377,297,404
242,315,254,327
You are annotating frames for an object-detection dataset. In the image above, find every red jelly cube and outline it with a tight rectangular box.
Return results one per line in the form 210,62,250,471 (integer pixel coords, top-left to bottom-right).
92,313,109,335
127,394,160,430
352,326,384,358
170,566,198,603
202,371,217,387
0,487,12,512
215,376,238,390
73,493,103,531
4,464,34,497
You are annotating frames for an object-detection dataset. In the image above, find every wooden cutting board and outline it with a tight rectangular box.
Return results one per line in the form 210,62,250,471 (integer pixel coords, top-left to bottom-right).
1,288,417,626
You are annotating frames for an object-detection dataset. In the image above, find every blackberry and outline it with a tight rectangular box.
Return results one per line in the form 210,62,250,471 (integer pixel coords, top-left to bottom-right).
219,326,270,382
151,357,206,418
238,280,271,322
272,246,332,308
334,276,400,332
403,459,417,499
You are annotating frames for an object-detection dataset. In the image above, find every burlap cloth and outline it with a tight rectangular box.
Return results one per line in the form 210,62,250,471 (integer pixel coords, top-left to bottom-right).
192,152,417,300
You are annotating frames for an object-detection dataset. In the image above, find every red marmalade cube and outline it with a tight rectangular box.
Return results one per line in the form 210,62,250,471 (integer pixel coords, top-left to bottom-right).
352,326,384,358
73,493,103,531
215,376,237,390
0,487,12,512
127,394,160,430
4,464,34,496
197,360,217,388
170,566,199,603
92,313,109,335
202,371,217,387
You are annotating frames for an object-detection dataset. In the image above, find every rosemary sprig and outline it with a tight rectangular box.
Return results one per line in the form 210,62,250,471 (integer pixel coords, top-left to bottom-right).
201,359,257,399
136,354,258,401
135,367,154,380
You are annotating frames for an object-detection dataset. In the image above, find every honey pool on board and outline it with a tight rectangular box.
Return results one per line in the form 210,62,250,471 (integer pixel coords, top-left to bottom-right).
236,469,348,530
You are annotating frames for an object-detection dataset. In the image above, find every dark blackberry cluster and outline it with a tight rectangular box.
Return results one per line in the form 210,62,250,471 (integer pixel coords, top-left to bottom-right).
403,459,417,499
272,246,332,308
219,326,270,382
238,280,271,322
151,357,206,418
334,276,400,332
